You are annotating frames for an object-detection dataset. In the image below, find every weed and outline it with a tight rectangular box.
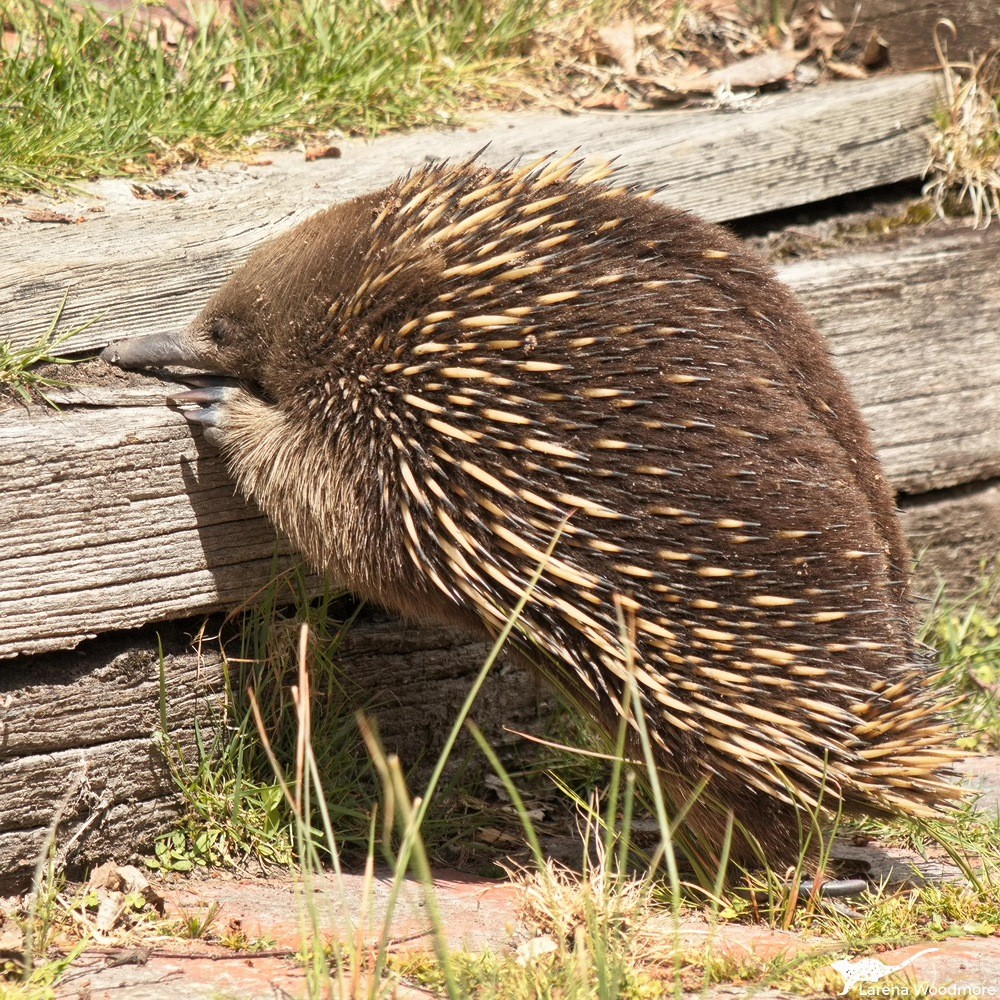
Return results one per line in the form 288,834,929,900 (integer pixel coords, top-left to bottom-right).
0,294,91,406
924,21,1000,228
920,562,1000,752
172,900,223,941
148,572,374,874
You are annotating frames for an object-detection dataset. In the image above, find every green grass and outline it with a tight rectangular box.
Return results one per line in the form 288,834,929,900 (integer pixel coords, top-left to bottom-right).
0,295,90,405
921,565,1000,752
0,0,547,193
148,571,377,873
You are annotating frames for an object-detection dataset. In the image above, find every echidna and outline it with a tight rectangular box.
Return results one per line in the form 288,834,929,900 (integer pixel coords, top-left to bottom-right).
102,155,963,869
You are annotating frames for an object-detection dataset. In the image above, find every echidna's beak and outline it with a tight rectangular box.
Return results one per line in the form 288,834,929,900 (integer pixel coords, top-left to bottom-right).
100,331,204,370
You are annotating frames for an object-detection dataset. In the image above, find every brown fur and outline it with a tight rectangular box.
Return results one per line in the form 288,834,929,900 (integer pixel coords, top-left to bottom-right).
107,157,964,869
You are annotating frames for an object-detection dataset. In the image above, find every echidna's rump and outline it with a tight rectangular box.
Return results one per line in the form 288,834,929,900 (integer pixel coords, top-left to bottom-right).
102,156,964,869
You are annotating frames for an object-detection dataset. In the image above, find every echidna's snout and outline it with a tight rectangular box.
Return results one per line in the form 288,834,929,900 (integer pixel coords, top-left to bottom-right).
100,330,210,371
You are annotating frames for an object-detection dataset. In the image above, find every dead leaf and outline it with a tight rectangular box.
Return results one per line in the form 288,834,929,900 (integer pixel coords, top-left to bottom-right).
94,889,125,935
826,59,868,79
706,48,805,89
86,861,164,914
597,20,637,76
516,935,559,967
130,182,187,200
218,63,237,91
115,864,156,896
305,145,342,162
628,75,687,105
656,48,806,94
862,30,889,69
24,210,86,224
87,861,120,889
691,0,742,17
476,826,519,845
793,3,846,60
579,89,629,110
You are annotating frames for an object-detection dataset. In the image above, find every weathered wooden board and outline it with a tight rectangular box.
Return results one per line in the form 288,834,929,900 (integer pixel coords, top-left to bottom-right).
0,73,939,355
2,222,997,659
902,480,1000,606
0,386,298,658
0,631,223,894
790,226,1000,495
0,616,539,895
832,0,1000,71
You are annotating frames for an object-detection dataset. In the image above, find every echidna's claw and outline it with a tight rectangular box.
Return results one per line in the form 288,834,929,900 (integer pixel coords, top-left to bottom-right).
166,381,238,447
166,386,233,408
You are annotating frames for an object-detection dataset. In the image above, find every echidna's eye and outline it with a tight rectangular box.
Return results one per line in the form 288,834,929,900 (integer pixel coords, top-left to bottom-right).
207,316,237,346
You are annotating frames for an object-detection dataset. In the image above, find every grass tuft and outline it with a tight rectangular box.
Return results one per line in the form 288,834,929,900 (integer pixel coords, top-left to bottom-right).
149,571,375,874
924,21,1000,228
0,294,91,406
920,561,1000,752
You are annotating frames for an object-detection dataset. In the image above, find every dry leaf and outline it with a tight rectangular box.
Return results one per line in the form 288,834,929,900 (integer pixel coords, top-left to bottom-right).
597,20,637,76
218,64,237,91
305,145,342,162
24,210,86,224
691,0,742,17
862,30,889,69
664,48,805,94
86,862,164,914
94,889,125,935
580,89,629,110
794,3,846,60
826,59,868,79
628,74,686,104
516,935,559,967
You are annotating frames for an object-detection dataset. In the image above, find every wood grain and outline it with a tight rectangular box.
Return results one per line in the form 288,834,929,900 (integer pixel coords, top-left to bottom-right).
785,225,1000,495
902,480,1000,607
0,74,938,355
2,222,997,659
831,0,1000,71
